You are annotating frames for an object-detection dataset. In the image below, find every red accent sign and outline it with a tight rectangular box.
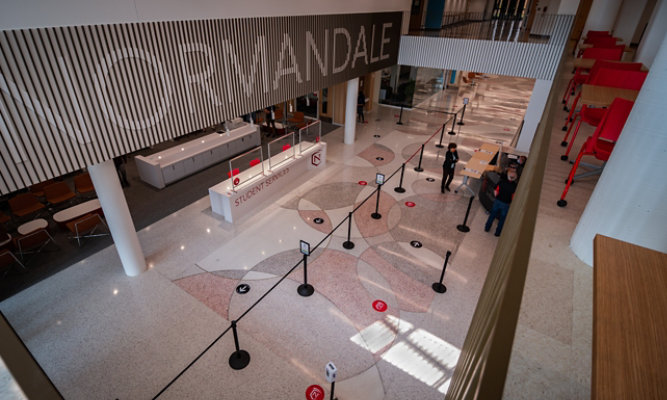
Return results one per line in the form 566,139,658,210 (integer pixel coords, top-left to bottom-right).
311,151,322,166
358,181,368,185
373,300,387,312
306,384,324,400
405,201,415,207
233,177,240,185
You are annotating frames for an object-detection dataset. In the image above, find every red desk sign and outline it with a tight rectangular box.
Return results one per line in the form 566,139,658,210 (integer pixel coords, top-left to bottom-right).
373,300,387,312
306,384,324,400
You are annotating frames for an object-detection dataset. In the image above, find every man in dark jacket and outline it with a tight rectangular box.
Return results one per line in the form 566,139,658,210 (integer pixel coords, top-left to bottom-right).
484,169,518,236
441,143,459,193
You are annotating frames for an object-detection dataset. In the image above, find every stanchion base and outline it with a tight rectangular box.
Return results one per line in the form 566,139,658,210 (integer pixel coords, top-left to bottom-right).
557,199,567,207
371,213,382,220
561,126,567,131
560,155,568,161
414,167,424,172
396,121,403,125
560,141,568,147
432,282,447,293
298,284,314,297
448,131,456,135
456,224,470,232
229,350,250,370
457,121,464,125
394,187,406,193
435,144,444,148
342,241,355,249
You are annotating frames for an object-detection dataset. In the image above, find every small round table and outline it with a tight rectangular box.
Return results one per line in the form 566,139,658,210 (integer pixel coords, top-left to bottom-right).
17,218,48,236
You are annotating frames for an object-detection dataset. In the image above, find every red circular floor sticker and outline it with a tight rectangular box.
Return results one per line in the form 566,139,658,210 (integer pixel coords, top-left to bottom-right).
373,300,387,312
405,201,415,207
358,180,368,185
306,384,324,400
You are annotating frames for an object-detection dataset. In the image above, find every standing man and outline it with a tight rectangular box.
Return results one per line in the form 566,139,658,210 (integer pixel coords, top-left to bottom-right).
484,169,518,237
357,91,366,123
441,143,459,193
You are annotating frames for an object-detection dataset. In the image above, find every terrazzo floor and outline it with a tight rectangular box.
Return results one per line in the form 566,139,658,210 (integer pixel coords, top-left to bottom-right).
1,70,595,399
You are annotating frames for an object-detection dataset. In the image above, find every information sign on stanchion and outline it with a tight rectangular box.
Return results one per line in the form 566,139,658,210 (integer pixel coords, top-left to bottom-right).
325,362,338,400
458,98,469,125
298,240,314,296
372,173,384,219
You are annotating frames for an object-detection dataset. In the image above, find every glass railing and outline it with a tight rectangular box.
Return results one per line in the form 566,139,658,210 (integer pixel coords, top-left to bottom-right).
267,132,296,170
228,146,265,191
298,120,321,155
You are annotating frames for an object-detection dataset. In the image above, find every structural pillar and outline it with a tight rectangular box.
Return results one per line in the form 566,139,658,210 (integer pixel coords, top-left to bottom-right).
344,77,359,145
635,0,667,68
570,32,667,266
88,159,146,276
515,79,552,153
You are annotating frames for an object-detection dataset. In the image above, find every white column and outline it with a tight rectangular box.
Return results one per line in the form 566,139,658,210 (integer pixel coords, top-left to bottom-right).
635,0,667,68
516,79,552,153
88,159,146,276
582,0,623,34
344,77,359,145
571,32,667,266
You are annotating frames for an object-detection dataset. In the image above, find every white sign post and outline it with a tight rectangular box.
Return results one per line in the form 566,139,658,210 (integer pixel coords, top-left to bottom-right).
325,362,337,400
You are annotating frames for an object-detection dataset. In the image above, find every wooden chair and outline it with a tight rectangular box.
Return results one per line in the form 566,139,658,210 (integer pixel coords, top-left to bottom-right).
29,179,55,197
65,213,109,246
13,228,58,261
8,193,46,219
0,249,26,276
44,181,76,207
74,172,95,197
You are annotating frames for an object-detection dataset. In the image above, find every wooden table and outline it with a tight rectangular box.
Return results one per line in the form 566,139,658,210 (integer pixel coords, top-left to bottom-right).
580,84,639,107
573,59,647,70
53,199,102,224
593,235,667,399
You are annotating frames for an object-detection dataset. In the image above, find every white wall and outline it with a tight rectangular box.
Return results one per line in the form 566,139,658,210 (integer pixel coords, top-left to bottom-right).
613,0,649,45
0,0,412,30
557,0,580,14
582,0,623,34
516,79,551,153
636,0,667,67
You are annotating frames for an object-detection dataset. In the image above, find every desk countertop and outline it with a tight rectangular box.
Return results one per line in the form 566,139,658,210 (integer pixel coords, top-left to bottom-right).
580,84,639,107
593,235,667,399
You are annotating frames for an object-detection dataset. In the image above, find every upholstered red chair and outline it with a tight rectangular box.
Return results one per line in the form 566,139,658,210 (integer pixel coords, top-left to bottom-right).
558,98,634,207
563,47,624,109
561,61,644,147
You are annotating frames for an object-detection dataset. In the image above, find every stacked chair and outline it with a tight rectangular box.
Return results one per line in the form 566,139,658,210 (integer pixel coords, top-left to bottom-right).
557,98,634,207
560,68,647,161
562,47,624,111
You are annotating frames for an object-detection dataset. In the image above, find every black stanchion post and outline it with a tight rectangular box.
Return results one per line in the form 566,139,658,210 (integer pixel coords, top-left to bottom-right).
457,104,467,125
297,253,314,296
371,184,383,219
435,123,445,148
456,195,474,232
397,105,404,125
330,382,336,400
342,212,355,249
414,144,425,172
432,250,451,293
228,320,251,370
448,113,457,135
394,163,406,193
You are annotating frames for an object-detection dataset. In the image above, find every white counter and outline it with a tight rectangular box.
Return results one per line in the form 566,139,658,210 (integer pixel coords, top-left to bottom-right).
209,142,327,224
135,122,260,189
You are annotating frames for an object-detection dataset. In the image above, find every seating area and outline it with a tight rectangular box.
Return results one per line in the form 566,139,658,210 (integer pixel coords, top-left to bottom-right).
0,170,105,273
